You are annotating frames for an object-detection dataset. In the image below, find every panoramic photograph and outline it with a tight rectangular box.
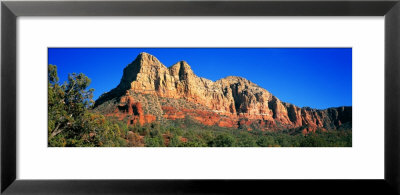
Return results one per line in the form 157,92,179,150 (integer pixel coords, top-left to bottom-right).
48,48,352,147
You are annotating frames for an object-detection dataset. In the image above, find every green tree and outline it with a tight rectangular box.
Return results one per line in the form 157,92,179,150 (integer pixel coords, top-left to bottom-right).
144,135,164,147
211,134,236,147
182,138,207,147
48,65,94,140
256,136,276,147
168,135,182,147
237,133,257,147
48,64,128,147
300,134,327,147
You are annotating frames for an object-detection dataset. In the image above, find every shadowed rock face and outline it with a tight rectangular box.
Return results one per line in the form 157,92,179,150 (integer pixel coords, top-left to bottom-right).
94,52,351,133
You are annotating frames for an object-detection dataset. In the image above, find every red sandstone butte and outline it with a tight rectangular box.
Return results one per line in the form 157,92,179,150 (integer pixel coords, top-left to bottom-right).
95,52,351,133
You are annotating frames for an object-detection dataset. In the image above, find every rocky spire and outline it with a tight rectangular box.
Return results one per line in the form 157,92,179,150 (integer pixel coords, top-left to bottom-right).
169,60,194,81
116,52,167,91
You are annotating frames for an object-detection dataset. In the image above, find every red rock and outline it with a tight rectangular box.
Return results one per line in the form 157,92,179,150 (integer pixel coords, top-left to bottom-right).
144,114,156,123
95,53,352,132
180,137,188,143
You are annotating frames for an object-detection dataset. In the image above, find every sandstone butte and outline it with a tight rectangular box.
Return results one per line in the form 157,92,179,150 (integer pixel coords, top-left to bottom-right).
94,52,352,134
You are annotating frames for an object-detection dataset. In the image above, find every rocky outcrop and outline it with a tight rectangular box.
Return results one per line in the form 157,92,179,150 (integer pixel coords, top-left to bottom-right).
95,52,352,133
106,91,156,126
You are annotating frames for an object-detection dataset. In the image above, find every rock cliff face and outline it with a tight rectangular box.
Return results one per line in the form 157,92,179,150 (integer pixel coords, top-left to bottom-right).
94,52,351,133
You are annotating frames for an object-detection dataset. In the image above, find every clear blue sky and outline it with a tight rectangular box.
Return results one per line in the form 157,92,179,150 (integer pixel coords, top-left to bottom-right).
48,48,352,109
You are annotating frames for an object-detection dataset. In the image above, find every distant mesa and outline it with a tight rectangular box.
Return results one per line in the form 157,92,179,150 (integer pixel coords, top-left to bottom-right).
94,52,351,134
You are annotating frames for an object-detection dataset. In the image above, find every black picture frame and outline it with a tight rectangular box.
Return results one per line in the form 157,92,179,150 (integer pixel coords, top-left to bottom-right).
2,0,400,194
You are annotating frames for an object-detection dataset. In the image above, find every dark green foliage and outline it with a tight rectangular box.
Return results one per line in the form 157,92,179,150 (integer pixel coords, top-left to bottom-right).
210,134,236,147
48,65,125,147
144,135,164,147
236,132,257,147
180,138,207,147
168,135,182,147
256,136,276,147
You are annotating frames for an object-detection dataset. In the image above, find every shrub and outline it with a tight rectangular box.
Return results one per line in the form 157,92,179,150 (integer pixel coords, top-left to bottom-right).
144,135,164,147
256,136,276,147
211,134,236,147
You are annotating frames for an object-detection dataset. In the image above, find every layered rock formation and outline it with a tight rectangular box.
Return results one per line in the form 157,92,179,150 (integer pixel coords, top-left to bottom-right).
94,52,351,133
